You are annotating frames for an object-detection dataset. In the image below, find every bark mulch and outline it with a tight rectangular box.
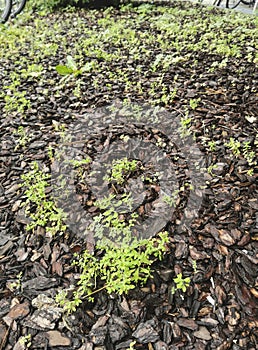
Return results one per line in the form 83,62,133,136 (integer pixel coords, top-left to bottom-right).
0,1,258,349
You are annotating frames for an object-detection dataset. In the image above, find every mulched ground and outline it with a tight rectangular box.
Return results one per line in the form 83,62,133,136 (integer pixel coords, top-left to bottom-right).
0,1,258,349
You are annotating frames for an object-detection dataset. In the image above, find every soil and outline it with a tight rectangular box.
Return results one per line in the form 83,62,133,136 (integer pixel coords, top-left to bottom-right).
0,1,258,349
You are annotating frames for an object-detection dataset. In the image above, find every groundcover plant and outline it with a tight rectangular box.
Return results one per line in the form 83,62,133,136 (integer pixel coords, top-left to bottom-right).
0,1,257,349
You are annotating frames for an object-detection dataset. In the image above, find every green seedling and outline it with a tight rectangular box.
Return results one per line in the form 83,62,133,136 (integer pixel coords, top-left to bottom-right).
56,159,169,313
127,341,136,350
67,157,91,168
171,273,191,294
243,141,256,166
21,63,43,79
225,138,256,174
208,140,216,152
14,126,31,151
66,157,92,179
21,162,67,236
89,193,138,244
192,260,197,274
207,163,218,176
225,137,241,156
56,55,97,77
56,231,169,314
8,271,23,292
104,157,139,185
56,55,82,76
162,190,179,208
180,116,192,137
47,145,55,163
4,90,31,115
189,98,201,110
19,334,32,348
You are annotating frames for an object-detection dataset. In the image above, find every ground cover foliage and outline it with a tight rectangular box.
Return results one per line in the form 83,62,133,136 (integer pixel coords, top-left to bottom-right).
0,1,258,349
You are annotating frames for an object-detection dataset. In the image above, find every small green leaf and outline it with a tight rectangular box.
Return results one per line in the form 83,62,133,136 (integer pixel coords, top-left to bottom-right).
66,55,78,71
74,69,83,77
56,65,74,75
